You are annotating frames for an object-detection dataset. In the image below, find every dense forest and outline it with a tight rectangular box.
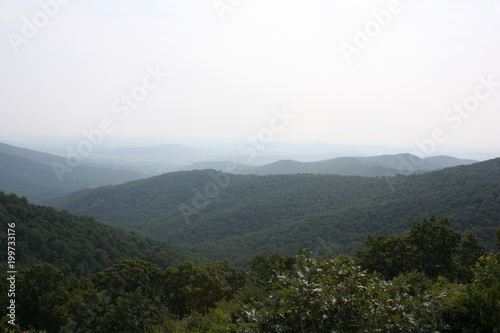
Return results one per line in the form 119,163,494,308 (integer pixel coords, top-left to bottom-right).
0,192,498,332
0,193,199,276
49,157,500,264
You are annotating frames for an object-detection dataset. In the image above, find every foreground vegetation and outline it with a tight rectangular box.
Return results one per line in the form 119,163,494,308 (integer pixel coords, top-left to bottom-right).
1,212,498,332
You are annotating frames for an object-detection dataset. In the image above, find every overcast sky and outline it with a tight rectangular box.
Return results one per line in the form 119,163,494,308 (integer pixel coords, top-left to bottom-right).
1,0,499,156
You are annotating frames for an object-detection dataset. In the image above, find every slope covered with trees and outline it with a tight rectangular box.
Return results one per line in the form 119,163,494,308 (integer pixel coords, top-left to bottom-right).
49,158,500,264
0,192,199,276
1,217,497,332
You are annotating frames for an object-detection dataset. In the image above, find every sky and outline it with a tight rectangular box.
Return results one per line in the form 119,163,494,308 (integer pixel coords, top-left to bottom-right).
0,0,499,158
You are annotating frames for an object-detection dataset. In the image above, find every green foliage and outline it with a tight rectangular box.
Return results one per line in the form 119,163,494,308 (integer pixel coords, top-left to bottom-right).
467,254,500,332
247,251,444,332
455,231,488,282
247,251,297,286
12,263,101,333
3,233,498,332
431,277,483,332
357,234,408,279
95,288,166,333
165,261,246,317
93,260,166,300
405,216,461,277
158,300,257,333
0,192,199,276
358,216,486,281
497,229,500,250
17,263,71,332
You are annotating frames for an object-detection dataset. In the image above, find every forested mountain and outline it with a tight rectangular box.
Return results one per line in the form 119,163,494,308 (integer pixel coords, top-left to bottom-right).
49,158,500,264
0,143,146,203
240,157,402,176
0,192,199,276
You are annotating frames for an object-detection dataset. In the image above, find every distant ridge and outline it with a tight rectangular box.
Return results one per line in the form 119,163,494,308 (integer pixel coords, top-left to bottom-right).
0,142,66,165
179,154,476,176
238,154,477,176
0,143,146,203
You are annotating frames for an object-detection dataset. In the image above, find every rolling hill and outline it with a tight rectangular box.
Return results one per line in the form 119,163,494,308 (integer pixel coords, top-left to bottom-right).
0,192,199,276
0,143,146,203
49,157,500,264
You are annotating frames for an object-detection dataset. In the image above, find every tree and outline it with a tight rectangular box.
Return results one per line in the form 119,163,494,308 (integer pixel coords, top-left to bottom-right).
248,251,443,332
406,216,461,277
165,261,240,317
455,231,487,282
497,229,500,250
358,216,483,280
17,263,71,332
91,260,168,332
467,253,500,332
92,260,165,300
248,251,296,286
357,234,409,279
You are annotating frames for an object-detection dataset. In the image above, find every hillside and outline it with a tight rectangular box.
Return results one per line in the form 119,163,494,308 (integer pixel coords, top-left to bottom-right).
0,192,199,276
49,158,500,264
0,142,63,165
0,143,146,203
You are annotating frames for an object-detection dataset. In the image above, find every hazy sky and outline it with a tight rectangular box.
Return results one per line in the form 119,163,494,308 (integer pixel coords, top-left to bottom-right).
1,0,499,156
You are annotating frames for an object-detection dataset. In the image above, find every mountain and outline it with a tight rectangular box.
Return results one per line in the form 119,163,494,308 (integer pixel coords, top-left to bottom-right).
0,142,63,165
0,143,146,203
425,155,478,168
49,158,500,264
238,154,477,176
238,157,402,176
167,154,476,176
0,192,199,276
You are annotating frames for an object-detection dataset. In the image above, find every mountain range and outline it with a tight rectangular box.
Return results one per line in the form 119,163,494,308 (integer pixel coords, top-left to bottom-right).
48,157,500,264
1,142,476,203
175,154,476,177
236,154,477,176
